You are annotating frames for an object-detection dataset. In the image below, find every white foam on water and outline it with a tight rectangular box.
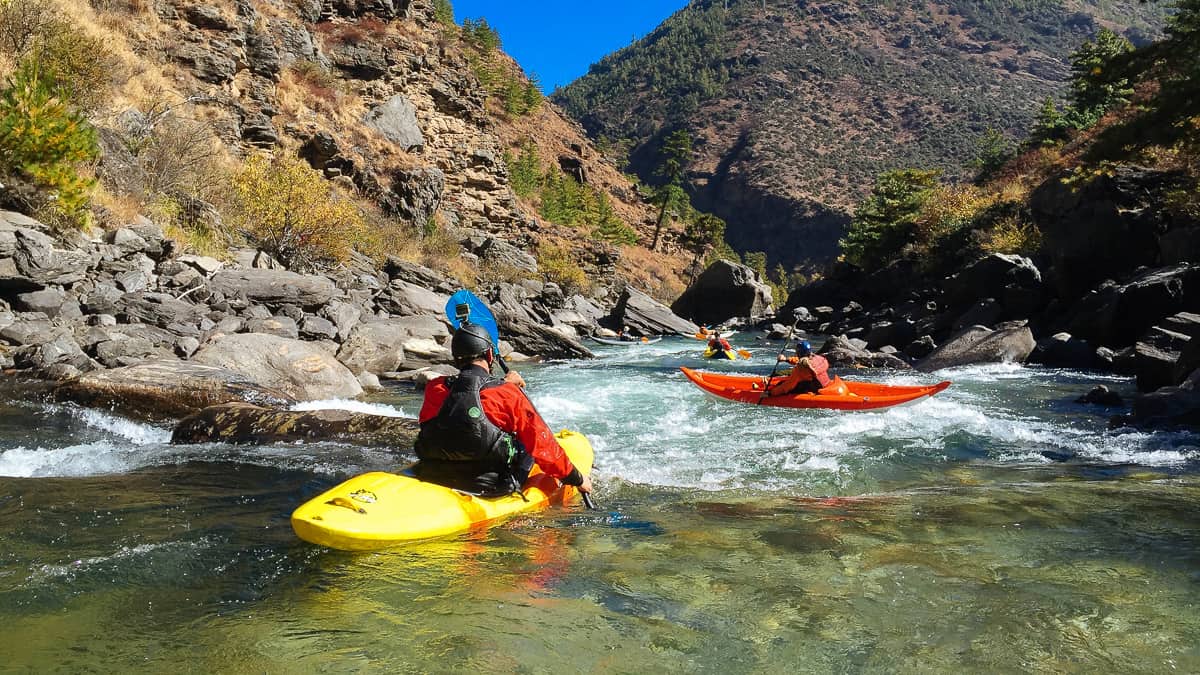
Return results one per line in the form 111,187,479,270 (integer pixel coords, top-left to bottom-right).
76,408,172,445
0,441,148,478
290,399,410,418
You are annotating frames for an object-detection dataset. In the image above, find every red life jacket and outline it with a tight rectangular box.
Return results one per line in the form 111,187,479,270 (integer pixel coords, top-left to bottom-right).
804,355,832,387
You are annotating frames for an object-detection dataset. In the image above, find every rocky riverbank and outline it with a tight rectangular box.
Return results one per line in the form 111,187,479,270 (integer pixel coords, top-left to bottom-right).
0,209,705,429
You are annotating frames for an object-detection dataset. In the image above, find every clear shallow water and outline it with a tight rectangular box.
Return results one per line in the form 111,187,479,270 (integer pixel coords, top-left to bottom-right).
1,335,1199,672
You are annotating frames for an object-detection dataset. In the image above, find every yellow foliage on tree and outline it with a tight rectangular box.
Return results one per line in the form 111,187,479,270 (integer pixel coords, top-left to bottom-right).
232,153,366,269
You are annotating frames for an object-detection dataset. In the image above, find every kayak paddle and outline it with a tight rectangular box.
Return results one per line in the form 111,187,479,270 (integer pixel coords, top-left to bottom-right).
757,308,805,404
444,289,596,510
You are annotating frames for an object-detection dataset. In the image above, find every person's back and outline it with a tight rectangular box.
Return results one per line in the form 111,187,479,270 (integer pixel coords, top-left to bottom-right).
414,322,592,498
768,340,831,397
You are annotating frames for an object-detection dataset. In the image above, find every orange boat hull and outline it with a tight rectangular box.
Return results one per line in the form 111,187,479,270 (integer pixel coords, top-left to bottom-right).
680,367,951,411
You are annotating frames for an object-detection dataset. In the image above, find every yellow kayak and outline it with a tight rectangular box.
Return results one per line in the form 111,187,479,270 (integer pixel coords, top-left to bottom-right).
703,346,737,360
291,429,594,550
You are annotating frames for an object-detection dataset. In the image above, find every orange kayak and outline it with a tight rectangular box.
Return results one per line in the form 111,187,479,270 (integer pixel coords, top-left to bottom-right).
680,367,951,411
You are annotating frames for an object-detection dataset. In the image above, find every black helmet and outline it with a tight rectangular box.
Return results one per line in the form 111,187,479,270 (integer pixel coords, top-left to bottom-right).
795,339,812,357
451,323,493,362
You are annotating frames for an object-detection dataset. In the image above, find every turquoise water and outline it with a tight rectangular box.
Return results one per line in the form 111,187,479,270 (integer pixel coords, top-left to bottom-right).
1,335,1198,672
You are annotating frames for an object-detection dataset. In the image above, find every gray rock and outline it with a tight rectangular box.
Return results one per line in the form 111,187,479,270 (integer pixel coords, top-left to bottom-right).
819,334,912,369
299,315,338,340
82,283,123,315
336,321,411,375
194,333,363,400
245,316,300,339
611,286,700,337
916,325,1037,372
55,360,297,419
331,41,388,79
183,5,234,30
172,42,237,84
377,280,447,316
1113,342,1181,392
1076,385,1123,407
363,95,424,150
209,269,336,308
357,371,383,392
175,336,201,358
472,236,536,273
14,331,95,372
108,228,149,257
386,166,444,229
321,300,362,342
1,318,55,345
14,288,67,317
0,212,91,285
671,259,774,325
178,254,223,275
118,292,204,333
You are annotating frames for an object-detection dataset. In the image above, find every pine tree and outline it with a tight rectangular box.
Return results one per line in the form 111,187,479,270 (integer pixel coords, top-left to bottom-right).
1029,97,1069,146
650,129,693,250
0,60,98,222
1067,28,1134,128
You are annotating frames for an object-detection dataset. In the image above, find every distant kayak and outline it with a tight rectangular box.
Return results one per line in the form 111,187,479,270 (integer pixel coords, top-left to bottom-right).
702,347,738,360
291,430,594,550
591,335,662,346
693,330,737,339
680,367,951,411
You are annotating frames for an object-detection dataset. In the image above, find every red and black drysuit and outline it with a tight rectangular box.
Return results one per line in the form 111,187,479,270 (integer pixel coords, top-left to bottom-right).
414,364,585,496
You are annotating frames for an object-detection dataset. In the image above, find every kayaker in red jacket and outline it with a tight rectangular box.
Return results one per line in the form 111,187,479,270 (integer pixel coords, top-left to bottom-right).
708,335,733,352
768,340,831,396
414,322,593,498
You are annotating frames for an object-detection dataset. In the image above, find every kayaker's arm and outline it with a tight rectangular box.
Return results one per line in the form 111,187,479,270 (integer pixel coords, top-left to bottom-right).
483,384,586,488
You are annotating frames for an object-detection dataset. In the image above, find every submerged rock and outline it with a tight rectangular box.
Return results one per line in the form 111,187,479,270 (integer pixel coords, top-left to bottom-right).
171,402,418,447
54,360,296,419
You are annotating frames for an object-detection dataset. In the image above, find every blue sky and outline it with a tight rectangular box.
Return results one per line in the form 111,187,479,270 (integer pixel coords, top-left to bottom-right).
452,1,689,93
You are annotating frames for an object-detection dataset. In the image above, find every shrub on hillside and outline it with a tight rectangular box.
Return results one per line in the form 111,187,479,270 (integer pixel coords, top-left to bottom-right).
231,153,366,269
537,243,588,295
0,60,99,224
0,0,119,112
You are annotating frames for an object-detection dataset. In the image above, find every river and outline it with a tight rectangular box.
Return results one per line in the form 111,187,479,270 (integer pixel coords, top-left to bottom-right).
1,334,1198,672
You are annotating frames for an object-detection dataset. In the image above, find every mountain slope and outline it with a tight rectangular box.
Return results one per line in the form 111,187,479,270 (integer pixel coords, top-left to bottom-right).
554,0,1166,270
1,0,692,298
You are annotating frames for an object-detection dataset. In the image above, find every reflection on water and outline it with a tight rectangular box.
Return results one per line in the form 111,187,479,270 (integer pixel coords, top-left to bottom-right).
0,337,1198,671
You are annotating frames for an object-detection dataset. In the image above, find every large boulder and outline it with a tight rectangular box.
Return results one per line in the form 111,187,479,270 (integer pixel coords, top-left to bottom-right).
671,260,773,325
54,360,296,419
916,324,1036,372
336,316,450,374
208,269,337,309
1063,265,1200,348
172,402,418,447
610,286,700,336
496,311,593,360
193,333,362,400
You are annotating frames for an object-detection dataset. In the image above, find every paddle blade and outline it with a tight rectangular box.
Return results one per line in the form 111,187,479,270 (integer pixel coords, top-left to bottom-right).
738,350,753,359
445,289,500,348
